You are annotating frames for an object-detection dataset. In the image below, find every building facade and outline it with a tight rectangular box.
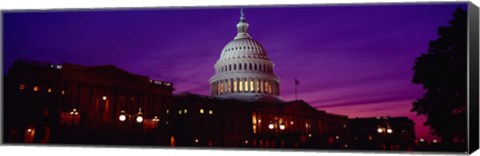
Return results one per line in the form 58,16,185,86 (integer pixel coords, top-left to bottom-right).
168,93,350,148
3,59,174,144
349,117,416,150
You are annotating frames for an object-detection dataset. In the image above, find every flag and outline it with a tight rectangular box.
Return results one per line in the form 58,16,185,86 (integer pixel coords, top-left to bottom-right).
295,78,300,86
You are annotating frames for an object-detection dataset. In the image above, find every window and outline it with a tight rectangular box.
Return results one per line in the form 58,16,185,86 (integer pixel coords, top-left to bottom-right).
227,80,231,92
254,64,257,71
61,90,65,95
166,109,170,114
239,80,243,92
250,80,254,92
178,110,182,115
184,109,188,114
234,64,236,70
233,80,237,92
33,86,39,92
239,64,242,70
47,88,52,93
264,82,269,93
200,109,204,114
245,79,249,92
269,84,273,94
256,79,260,92
209,110,213,115
19,84,26,90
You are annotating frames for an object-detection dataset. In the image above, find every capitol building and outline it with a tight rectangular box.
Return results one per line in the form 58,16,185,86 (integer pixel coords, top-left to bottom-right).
3,8,415,150
209,9,281,102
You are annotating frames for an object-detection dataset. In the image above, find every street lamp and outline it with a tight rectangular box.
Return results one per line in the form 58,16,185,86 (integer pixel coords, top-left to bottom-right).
70,108,79,127
119,110,127,122
118,107,144,124
377,126,393,150
268,119,286,148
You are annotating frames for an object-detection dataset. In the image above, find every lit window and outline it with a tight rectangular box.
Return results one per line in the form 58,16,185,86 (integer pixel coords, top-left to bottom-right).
244,79,249,91
290,121,294,125
61,90,65,95
233,80,237,92
200,109,204,114
250,80,254,92
218,82,222,94
184,109,188,114
239,80,243,91
252,113,257,134
208,110,213,115
264,82,269,93
47,88,52,93
227,81,231,92
255,79,259,92
178,110,182,115
166,109,169,114
19,84,26,90
33,86,39,92
269,84,272,94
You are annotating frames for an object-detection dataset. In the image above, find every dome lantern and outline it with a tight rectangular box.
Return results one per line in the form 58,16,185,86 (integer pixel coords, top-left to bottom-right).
235,8,251,39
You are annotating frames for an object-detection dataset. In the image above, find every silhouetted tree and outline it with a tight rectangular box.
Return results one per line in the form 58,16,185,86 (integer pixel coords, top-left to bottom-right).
411,7,467,145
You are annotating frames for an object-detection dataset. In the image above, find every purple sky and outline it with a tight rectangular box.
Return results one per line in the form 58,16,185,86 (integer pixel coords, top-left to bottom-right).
3,3,468,141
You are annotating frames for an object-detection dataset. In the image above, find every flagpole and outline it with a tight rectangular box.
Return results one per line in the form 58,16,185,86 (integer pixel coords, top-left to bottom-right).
295,79,298,101
295,84,297,101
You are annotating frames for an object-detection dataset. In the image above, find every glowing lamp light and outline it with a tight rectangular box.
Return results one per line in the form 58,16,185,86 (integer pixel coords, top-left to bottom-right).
195,139,199,143
244,140,248,144
336,136,340,140
432,139,438,143
308,134,312,137
153,116,160,122
102,96,107,101
136,116,143,123
419,138,425,142
387,128,393,134
27,129,32,133
377,128,384,133
268,123,275,129
279,124,286,130
290,121,294,125
119,114,126,122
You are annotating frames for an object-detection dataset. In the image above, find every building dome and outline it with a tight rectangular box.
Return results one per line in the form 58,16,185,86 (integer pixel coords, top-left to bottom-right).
209,9,281,102
220,38,269,60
